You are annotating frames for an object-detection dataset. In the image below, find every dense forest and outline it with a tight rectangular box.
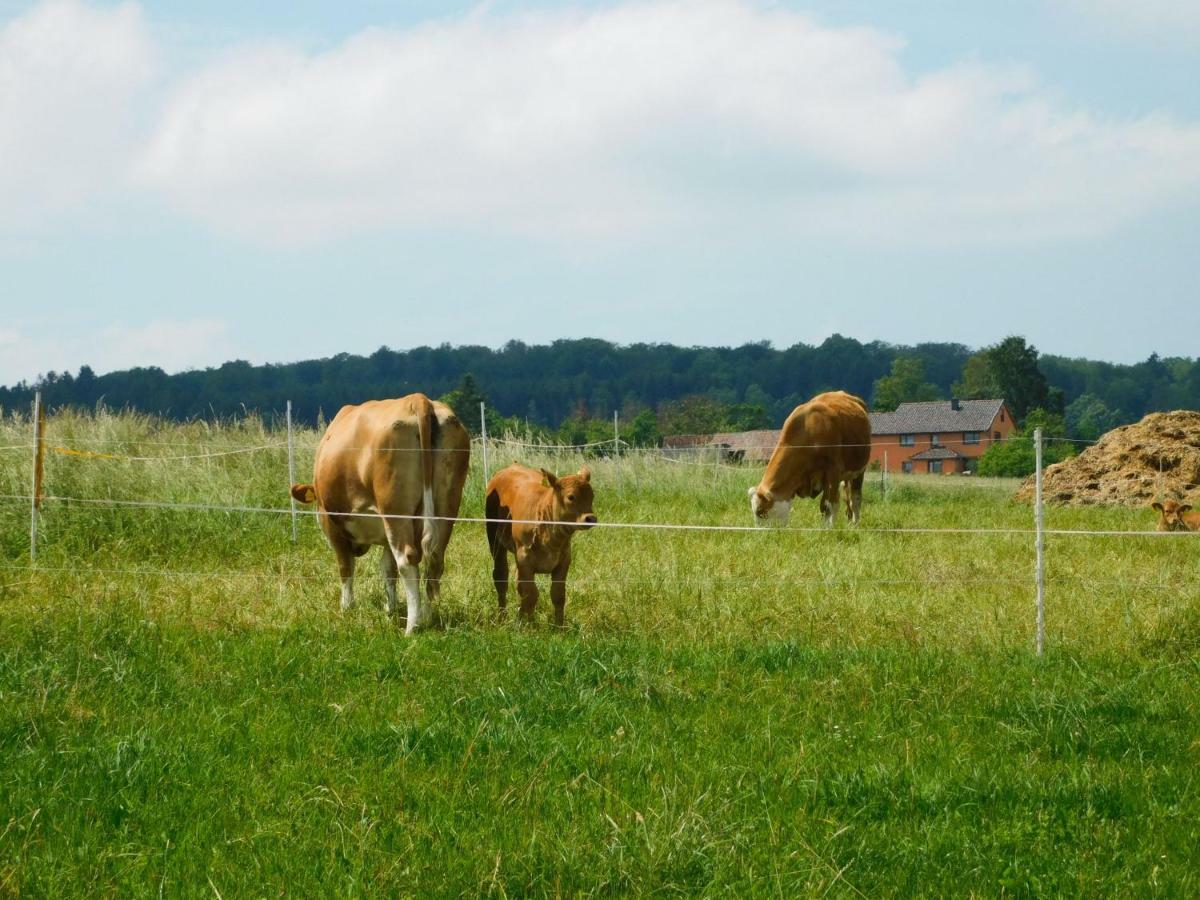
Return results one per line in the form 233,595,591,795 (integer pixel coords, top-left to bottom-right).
2,336,1197,448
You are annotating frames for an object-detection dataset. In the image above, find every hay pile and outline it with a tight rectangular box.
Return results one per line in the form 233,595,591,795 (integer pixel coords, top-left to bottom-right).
1016,410,1200,506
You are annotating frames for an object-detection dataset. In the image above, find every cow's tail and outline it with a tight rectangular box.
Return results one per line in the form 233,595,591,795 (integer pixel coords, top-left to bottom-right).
417,394,438,560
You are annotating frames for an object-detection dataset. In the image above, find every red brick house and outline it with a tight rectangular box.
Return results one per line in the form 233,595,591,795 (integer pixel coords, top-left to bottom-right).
868,399,1015,475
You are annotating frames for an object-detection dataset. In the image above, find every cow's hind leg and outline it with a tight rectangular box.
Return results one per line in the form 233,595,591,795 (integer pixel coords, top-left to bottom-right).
492,545,510,619
847,472,865,525
379,547,398,615
821,476,840,528
384,518,428,635
328,532,357,612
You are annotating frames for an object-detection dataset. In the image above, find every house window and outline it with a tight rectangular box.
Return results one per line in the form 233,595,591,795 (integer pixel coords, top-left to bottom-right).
901,461,913,474
900,434,915,446
963,431,981,445
930,433,940,444
928,460,943,474
994,431,1001,441
1000,411,1005,422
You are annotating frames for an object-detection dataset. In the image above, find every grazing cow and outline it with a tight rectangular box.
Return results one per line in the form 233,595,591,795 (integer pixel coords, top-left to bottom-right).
290,394,469,634
485,464,597,626
1152,499,1199,532
748,390,871,527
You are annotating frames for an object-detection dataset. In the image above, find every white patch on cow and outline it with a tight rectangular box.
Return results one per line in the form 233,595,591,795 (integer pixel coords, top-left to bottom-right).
422,484,437,550
398,562,424,635
340,576,354,611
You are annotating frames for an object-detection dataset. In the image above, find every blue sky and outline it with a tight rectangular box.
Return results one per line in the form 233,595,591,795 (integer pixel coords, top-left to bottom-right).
2,0,1198,385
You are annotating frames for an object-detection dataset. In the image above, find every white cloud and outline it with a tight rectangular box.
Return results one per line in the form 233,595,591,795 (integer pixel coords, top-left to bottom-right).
0,320,236,385
133,0,1200,246
0,0,154,234
4,0,1200,249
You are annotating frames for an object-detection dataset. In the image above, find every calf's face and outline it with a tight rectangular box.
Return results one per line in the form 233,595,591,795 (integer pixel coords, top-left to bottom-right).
543,467,597,528
1152,500,1195,532
749,486,791,526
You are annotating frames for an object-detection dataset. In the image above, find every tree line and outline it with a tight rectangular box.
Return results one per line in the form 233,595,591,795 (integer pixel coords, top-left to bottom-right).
2,336,1196,458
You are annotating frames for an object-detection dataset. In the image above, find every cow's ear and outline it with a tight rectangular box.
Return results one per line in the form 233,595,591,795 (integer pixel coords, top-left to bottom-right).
577,466,591,483
1181,504,1193,514
540,468,558,489
291,483,316,504
1152,502,1163,512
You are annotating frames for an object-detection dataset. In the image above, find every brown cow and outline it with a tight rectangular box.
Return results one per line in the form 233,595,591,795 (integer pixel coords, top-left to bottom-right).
1152,499,1199,532
485,464,597,626
748,390,871,527
291,394,469,634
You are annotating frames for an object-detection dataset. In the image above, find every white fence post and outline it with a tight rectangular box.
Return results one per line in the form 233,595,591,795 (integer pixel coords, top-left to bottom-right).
30,390,43,563
613,410,621,495
286,400,298,543
480,401,490,486
1034,426,1045,657
881,449,887,498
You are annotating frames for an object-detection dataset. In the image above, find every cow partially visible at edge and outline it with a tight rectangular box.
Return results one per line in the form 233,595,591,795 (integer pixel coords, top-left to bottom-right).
485,464,597,626
1152,499,1199,532
291,393,469,634
748,390,871,527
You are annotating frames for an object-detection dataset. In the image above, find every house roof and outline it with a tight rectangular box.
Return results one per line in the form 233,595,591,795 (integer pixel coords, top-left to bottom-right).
711,429,780,460
869,399,1006,435
661,434,713,449
662,429,781,461
908,445,964,461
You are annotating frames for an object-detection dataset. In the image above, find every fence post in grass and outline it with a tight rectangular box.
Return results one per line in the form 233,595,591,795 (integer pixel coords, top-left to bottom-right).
1034,426,1045,657
286,400,298,543
29,390,45,563
613,410,621,495
480,402,490,487
882,449,888,499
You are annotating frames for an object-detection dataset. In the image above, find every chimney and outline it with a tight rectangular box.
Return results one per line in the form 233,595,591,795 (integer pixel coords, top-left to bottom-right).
950,398,962,411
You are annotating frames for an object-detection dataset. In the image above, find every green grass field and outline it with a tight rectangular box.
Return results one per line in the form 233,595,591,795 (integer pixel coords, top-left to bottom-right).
2,409,1199,896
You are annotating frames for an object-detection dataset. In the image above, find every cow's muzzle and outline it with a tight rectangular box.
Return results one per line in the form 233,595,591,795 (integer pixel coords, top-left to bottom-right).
580,514,598,528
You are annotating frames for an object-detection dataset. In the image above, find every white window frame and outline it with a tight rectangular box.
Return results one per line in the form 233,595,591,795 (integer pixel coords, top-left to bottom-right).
963,431,981,445
900,434,915,446
928,460,943,474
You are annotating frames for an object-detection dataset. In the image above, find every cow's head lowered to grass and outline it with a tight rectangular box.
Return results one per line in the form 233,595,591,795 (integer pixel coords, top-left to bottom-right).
543,467,597,528
749,485,791,526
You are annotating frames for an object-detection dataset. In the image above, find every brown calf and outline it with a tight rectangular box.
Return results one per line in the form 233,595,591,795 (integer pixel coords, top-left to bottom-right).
485,464,597,626
1152,499,1199,532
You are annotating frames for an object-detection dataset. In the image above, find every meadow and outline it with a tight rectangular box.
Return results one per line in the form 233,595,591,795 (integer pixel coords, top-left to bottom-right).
2,408,1198,896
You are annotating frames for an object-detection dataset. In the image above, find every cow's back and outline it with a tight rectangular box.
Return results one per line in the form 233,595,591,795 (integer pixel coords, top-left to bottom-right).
776,391,869,475
487,465,544,517
815,391,870,475
315,397,423,508
313,394,468,528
